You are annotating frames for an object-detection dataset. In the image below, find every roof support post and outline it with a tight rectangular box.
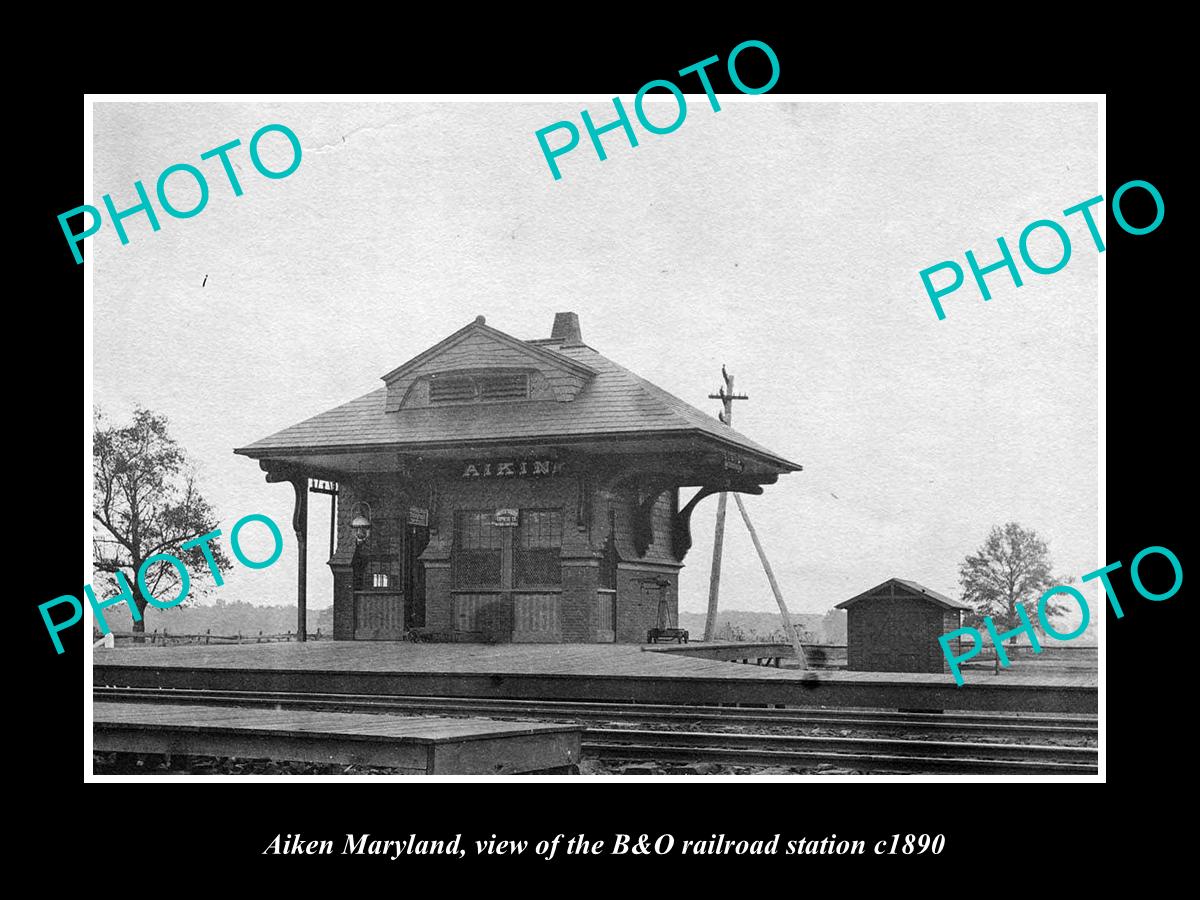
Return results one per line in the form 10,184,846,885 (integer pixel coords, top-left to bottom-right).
261,461,312,642
291,475,309,642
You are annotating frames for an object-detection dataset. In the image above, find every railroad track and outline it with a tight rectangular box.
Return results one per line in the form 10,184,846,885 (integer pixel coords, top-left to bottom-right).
585,728,1096,774
93,687,1098,774
92,686,1097,739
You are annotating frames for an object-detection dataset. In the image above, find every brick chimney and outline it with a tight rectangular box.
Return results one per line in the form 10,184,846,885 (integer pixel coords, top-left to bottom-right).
550,312,582,346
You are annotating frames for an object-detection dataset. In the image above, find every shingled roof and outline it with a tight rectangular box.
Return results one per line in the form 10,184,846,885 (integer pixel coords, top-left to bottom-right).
836,578,970,611
235,315,801,471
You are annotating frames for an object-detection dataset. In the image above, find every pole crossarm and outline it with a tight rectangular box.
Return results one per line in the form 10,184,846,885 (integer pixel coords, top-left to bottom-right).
704,364,750,642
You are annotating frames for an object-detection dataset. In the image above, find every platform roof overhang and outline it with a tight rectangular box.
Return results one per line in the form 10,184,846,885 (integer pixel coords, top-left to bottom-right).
234,429,800,482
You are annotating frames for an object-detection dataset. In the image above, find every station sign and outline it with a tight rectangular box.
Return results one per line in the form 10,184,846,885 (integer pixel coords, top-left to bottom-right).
461,459,564,478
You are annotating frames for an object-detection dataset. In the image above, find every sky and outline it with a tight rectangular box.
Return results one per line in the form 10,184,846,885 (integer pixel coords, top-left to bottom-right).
91,99,1099,625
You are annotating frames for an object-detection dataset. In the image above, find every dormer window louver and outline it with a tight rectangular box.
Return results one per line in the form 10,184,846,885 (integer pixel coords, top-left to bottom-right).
479,373,529,400
429,372,530,405
429,375,477,404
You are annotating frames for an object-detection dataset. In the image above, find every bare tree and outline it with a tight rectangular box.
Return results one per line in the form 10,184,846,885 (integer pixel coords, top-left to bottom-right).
93,407,230,637
958,522,1073,642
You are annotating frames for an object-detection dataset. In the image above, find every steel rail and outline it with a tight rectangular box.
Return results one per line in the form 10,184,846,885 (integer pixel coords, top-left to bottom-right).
93,686,1099,741
585,727,1097,764
583,742,1097,775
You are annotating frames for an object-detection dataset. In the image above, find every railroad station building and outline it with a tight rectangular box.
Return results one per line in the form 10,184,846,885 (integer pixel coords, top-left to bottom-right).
836,578,970,673
235,313,800,644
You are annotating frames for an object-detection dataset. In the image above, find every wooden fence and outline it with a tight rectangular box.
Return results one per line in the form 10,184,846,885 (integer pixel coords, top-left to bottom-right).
95,628,336,646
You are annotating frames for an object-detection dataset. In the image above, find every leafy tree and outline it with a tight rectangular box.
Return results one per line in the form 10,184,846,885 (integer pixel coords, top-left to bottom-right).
958,522,1073,641
821,608,847,644
92,407,230,637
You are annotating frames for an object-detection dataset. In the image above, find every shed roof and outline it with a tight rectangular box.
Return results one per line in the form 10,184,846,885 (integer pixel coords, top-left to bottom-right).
235,316,801,471
835,578,970,611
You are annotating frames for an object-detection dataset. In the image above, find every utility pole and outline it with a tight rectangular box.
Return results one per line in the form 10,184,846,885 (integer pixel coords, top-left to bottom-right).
704,365,748,642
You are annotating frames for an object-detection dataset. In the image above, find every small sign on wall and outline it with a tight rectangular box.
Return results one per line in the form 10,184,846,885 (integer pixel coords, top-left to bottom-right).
493,508,519,527
408,506,429,526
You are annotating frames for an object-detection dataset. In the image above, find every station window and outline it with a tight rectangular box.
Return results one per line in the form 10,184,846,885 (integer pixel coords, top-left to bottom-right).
363,556,397,590
516,509,562,587
454,510,503,588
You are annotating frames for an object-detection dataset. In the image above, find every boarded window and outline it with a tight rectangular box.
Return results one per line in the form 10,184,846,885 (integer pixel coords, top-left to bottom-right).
454,511,503,588
515,509,562,587
479,373,528,401
430,375,477,404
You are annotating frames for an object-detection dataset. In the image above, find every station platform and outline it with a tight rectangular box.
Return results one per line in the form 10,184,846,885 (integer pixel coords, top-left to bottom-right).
94,701,582,774
93,642,1096,714
645,641,843,665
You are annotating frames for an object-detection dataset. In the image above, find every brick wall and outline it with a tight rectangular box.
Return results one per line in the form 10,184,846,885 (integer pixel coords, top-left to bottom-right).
847,597,950,673
594,481,681,642
424,563,453,632
331,567,355,639
940,609,962,672
614,567,678,642
593,484,678,566
561,562,599,641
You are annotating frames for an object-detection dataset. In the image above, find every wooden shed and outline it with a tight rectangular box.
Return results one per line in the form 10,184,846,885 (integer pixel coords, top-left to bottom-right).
835,578,970,673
